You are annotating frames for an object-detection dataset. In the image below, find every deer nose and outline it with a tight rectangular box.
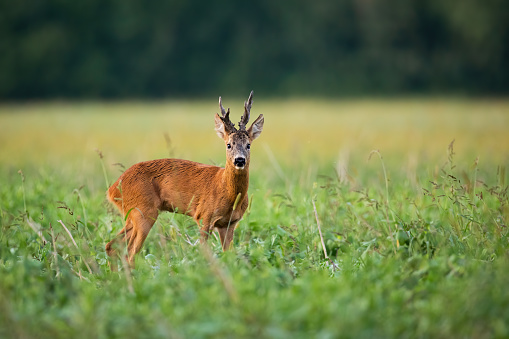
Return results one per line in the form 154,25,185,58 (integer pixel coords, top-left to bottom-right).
234,157,246,167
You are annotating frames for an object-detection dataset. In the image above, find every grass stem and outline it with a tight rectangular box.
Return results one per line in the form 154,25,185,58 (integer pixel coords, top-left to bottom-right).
369,150,396,254
312,199,339,271
18,170,27,216
49,224,60,279
58,219,93,274
96,149,110,189
201,244,238,304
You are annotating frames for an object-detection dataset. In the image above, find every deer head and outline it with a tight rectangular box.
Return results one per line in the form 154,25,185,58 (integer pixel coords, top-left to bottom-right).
214,91,264,170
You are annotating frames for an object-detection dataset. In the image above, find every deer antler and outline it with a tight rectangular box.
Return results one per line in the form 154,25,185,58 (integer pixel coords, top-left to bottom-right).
219,96,236,133
219,96,229,117
238,90,253,131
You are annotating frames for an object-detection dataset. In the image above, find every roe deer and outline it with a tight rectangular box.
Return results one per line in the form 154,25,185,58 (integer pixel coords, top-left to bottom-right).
105,91,264,267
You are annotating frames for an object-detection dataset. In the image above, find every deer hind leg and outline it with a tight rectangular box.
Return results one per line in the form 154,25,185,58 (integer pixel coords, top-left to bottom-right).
106,208,158,268
126,208,158,267
217,222,238,251
105,217,135,271
105,187,129,259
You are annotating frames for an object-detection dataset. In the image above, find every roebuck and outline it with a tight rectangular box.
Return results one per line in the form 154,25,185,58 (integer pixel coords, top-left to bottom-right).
106,91,264,266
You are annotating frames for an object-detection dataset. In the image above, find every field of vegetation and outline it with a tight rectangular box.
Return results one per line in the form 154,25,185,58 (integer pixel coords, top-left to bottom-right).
1,98,508,338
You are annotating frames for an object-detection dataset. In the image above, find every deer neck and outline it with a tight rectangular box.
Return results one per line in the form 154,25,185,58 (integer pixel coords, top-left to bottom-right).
223,162,249,201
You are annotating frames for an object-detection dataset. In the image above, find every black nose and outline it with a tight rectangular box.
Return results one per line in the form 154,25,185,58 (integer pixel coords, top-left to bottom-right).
234,157,246,167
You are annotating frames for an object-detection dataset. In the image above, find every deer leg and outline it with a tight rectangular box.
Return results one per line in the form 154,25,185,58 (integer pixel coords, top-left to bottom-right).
199,225,212,244
126,209,158,267
217,222,238,251
106,218,135,270
198,217,214,245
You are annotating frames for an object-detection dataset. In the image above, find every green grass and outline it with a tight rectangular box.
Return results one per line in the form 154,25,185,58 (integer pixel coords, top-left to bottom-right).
1,99,509,338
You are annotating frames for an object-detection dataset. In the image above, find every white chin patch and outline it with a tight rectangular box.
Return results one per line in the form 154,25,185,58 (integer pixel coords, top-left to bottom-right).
235,165,245,170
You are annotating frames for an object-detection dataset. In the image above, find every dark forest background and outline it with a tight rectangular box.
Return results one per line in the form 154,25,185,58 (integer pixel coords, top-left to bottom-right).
1,0,508,99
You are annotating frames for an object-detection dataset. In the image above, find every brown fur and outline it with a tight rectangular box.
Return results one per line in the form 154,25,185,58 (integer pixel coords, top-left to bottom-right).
105,93,264,267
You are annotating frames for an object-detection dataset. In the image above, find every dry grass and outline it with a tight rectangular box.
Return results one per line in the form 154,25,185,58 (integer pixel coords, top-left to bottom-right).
1,98,508,171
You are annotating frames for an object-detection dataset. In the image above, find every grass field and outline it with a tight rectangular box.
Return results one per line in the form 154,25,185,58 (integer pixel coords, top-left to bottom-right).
1,98,509,338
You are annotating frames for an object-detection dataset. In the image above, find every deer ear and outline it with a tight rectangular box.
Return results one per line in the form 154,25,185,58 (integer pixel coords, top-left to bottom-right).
215,113,227,139
248,114,264,140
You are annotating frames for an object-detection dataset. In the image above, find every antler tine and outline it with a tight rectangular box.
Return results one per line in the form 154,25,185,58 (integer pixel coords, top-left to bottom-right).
239,90,253,131
218,95,236,133
219,96,228,117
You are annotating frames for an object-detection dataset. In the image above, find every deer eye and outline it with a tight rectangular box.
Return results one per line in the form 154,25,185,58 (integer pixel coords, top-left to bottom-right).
246,144,251,150
227,143,231,149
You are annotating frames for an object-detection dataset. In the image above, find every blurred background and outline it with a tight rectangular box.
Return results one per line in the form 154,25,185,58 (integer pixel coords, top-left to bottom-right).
1,0,508,100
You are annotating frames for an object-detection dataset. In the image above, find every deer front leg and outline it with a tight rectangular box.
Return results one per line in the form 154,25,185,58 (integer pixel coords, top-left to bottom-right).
199,224,213,245
217,222,238,251
197,215,216,245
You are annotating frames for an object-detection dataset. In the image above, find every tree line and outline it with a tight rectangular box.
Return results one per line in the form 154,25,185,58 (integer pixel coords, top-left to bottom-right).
1,0,507,99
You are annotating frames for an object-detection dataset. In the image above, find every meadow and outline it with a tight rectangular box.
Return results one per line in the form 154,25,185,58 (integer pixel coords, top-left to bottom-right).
1,98,508,338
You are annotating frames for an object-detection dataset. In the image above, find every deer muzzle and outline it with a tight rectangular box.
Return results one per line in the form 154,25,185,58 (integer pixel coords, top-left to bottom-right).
234,157,246,169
